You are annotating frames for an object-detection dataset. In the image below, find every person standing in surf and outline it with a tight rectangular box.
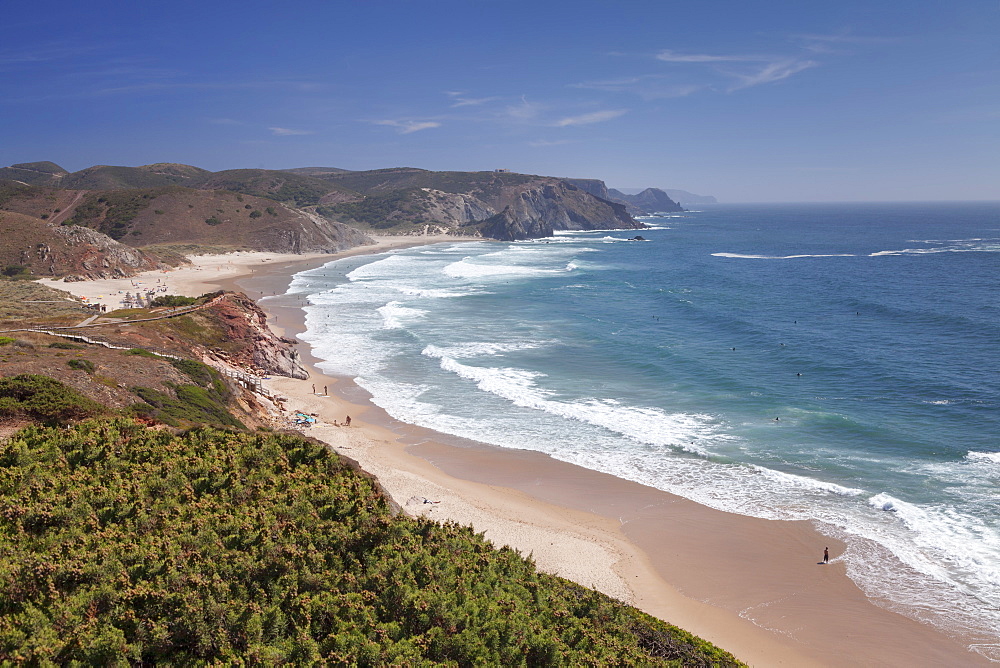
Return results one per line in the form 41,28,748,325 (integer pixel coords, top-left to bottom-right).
823,547,829,564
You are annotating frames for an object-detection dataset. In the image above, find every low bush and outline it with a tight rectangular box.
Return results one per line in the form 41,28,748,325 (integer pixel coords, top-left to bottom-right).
66,358,95,374
149,294,198,308
0,374,107,425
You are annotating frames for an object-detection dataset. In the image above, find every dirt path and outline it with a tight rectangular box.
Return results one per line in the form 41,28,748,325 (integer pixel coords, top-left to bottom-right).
48,190,85,226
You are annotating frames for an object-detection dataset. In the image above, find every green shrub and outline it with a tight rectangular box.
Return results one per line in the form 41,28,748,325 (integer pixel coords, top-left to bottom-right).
149,294,198,308
0,374,107,425
121,359,240,428
2,265,30,278
125,348,159,358
0,419,744,666
249,209,262,218
204,217,222,226
0,337,14,346
67,358,95,374
48,341,82,350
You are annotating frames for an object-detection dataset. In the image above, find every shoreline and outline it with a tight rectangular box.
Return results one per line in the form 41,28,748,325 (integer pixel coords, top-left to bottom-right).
51,239,994,666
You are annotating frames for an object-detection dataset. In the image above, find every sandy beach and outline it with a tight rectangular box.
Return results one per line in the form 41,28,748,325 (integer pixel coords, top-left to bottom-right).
49,238,994,667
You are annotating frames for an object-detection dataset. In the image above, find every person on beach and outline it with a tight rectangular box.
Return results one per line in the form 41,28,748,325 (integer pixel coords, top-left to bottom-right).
323,385,328,396
345,415,351,427
312,384,316,394
823,547,829,563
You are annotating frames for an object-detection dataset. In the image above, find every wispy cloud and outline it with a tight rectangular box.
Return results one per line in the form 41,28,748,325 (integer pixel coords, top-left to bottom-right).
445,91,501,107
654,48,816,91
502,96,545,123
792,31,896,54
572,75,704,100
528,139,576,147
656,50,757,63
554,109,627,127
725,59,817,91
373,119,441,134
0,42,99,67
269,127,314,136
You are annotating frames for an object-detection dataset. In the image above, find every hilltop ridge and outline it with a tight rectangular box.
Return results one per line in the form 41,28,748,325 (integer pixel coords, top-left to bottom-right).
0,161,665,277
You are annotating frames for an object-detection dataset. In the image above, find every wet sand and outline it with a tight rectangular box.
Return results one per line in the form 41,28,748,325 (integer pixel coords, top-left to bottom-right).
55,238,994,666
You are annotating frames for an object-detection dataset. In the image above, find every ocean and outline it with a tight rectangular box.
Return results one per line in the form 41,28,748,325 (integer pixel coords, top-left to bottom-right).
288,202,1000,653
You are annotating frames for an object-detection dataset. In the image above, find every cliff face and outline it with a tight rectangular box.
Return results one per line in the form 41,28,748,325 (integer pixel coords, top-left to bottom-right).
0,210,163,280
565,180,684,215
198,292,309,379
609,188,685,214
320,174,645,240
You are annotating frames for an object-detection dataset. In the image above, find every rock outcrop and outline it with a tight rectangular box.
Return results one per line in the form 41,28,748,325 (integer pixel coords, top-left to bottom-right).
565,179,685,215
607,188,684,215
316,170,646,240
200,292,309,379
476,207,553,241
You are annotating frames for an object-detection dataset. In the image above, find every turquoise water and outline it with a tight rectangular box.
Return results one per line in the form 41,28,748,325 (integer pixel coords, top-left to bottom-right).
289,202,1000,652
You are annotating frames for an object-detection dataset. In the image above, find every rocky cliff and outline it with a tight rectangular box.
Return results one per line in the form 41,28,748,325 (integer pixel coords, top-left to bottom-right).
607,188,684,214
319,172,645,240
564,179,684,215
0,210,163,279
198,292,309,379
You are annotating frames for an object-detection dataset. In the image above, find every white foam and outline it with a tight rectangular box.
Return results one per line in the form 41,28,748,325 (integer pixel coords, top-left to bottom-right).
377,301,426,329
869,239,1000,256
394,286,472,299
754,466,864,496
967,451,1000,464
712,252,856,259
422,345,720,451
867,493,1000,600
442,258,558,279
427,340,553,358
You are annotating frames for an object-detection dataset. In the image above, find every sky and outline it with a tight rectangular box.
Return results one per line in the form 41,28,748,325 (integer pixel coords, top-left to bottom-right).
2,0,998,202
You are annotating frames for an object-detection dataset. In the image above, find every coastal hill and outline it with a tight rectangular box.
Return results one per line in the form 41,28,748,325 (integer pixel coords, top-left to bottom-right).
563,178,686,215
662,188,717,205
309,168,642,240
0,161,655,277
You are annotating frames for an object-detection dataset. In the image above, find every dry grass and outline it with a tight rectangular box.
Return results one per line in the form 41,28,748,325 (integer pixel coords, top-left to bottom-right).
0,279,87,322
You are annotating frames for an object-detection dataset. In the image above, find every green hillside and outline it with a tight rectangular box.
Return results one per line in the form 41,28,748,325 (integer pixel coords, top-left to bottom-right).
0,162,68,187
60,166,182,190
195,169,359,206
320,168,536,195
0,418,743,666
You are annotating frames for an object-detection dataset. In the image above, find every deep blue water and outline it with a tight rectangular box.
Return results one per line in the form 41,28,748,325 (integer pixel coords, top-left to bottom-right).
288,202,1000,650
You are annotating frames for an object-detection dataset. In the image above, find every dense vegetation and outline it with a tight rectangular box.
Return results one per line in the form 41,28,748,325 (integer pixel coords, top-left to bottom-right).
129,359,245,429
196,170,348,207
319,168,535,196
0,418,743,666
65,188,180,239
0,374,108,426
318,189,429,229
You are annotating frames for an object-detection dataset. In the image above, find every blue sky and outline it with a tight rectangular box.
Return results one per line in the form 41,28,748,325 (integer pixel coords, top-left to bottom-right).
2,0,997,202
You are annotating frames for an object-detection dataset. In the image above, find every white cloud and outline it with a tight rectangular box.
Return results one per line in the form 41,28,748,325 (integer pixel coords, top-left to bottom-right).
554,109,627,127
654,48,817,91
269,127,314,136
572,75,704,100
656,50,758,63
792,31,895,54
446,91,501,107
373,119,441,134
725,59,817,91
528,139,576,147
504,96,544,122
